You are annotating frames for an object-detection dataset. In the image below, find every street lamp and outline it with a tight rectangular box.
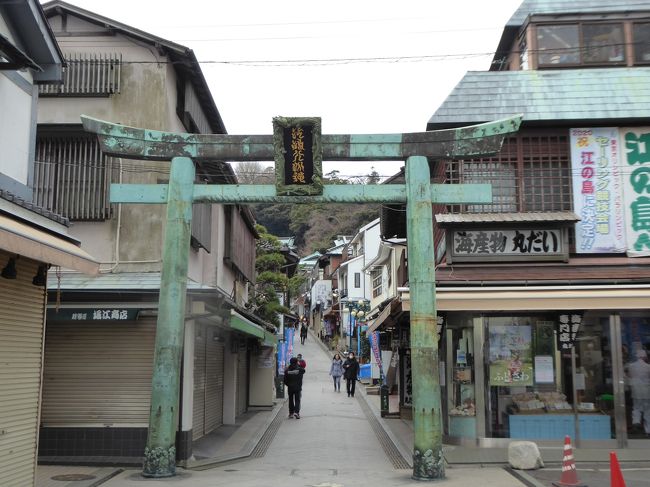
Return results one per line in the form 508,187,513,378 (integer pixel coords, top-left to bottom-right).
344,299,370,353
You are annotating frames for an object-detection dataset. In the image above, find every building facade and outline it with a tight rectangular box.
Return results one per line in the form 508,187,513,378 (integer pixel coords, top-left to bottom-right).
393,0,650,449
0,1,98,485
34,1,274,464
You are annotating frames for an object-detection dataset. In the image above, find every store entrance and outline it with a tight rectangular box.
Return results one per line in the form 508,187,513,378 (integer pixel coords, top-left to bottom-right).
621,314,650,441
484,314,616,442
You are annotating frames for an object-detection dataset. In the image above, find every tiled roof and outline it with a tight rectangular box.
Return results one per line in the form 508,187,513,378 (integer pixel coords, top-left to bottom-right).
507,0,650,27
428,68,650,128
435,211,579,225
0,189,69,226
47,272,215,290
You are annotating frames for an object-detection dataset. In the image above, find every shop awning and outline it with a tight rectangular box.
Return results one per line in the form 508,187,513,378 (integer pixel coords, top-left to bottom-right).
230,310,277,346
366,304,392,333
0,214,98,275
399,285,650,311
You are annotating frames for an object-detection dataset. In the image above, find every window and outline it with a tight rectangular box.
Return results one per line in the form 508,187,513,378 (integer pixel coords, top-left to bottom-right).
371,269,382,298
583,24,625,64
446,131,572,214
537,23,625,67
39,53,121,96
354,272,361,288
519,36,529,70
634,23,650,63
34,132,116,220
537,25,580,65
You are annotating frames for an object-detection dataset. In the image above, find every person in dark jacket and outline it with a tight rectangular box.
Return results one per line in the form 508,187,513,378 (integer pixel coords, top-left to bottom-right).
300,321,308,344
342,352,360,397
284,357,305,418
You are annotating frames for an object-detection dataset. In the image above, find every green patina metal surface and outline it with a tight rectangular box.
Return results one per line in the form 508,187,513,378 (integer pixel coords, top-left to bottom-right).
82,114,521,161
85,113,522,481
142,157,195,478
110,183,493,205
405,156,444,480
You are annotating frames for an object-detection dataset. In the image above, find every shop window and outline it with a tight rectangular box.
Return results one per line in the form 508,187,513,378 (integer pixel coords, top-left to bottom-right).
446,131,572,214
634,23,650,63
371,268,382,298
583,24,625,64
537,25,580,65
620,314,650,439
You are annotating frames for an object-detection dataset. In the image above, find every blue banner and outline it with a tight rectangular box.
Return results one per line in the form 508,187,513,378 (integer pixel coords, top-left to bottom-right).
370,331,384,380
278,340,287,375
285,327,295,359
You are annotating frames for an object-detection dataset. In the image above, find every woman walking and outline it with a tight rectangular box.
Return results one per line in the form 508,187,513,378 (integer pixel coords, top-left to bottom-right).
343,352,360,398
329,353,343,392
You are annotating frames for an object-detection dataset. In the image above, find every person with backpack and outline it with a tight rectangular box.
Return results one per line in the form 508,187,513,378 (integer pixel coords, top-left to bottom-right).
343,352,360,398
284,357,305,419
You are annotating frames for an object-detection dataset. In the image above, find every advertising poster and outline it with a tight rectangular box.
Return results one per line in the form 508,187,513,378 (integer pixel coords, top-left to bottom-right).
620,127,650,257
285,327,295,360
534,355,554,384
488,324,533,386
369,331,384,380
570,128,626,253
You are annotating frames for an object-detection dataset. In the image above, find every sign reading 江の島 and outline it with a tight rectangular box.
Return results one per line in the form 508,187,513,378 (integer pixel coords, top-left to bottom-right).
621,127,650,257
570,128,626,253
448,227,568,262
273,116,323,196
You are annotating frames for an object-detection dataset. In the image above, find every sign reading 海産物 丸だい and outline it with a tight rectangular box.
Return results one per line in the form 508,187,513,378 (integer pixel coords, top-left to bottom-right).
621,127,650,257
570,128,626,253
273,116,322,196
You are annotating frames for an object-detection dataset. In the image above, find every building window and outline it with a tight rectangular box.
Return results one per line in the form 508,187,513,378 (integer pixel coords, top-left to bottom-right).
446,131,572,213
354,272,361,288
371,269,382,298
537,25,580,65
634,23,650,63
38,52,121,96
583,24,625,64
34,132,116,220
537,23,625,67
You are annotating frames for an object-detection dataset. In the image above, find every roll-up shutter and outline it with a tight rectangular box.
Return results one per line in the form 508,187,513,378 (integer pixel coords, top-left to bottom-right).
193,324,206,440
193,325,224,440
0,254,46,487
204,328,224,433
236,345,248,416
41,318,155,426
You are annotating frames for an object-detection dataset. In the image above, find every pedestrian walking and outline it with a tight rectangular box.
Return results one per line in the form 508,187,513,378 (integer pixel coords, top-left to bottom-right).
300,321,308,345
343,352,360,398
330,353,343,392
284,357,305,419
297,353,307,369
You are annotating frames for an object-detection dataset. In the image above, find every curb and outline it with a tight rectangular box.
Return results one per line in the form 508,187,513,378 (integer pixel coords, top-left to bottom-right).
505,467,549,487
184,399,286,470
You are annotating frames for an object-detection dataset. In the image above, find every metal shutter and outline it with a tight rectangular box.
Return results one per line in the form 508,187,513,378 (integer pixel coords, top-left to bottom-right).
0,254,46,487
236,346,248,416
41,318,155,426
193,325,224,440
192,324,206,440
204,328,224,434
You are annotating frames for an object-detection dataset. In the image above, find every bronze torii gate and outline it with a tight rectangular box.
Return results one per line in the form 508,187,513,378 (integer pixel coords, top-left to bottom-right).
82,114,521,481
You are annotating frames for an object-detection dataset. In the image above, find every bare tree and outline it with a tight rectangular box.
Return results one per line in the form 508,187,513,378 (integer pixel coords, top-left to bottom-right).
234,162,274,184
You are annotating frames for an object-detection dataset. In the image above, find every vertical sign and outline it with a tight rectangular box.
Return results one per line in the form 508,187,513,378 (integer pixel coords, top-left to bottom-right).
273,116,323,196
621,128,650,257
570,128,626,253
369,331,384,380
556,313,582,350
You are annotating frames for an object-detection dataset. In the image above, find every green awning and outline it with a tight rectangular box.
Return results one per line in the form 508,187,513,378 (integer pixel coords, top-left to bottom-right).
229,310,264,339
263,330,278,347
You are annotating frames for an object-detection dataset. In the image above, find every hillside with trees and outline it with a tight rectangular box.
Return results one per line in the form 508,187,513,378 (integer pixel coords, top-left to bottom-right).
234,163,381,253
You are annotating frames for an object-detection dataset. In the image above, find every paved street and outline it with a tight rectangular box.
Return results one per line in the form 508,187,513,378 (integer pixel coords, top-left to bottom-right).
89,335,523,487
523,463,650,487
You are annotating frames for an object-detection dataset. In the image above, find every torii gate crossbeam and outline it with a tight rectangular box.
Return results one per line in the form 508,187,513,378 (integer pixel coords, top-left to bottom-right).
82,115,522,481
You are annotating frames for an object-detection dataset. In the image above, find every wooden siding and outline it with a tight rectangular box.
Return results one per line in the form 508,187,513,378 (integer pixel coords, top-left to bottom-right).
225,206,256,283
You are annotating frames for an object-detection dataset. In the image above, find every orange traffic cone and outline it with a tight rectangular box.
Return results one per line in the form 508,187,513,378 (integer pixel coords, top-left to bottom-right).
552,436,587,487
610,452,626,487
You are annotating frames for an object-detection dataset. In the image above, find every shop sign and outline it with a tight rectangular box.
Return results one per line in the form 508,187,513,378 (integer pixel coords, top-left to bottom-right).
273,116,323,196
488,324,533,386
556,313,582,350
570,128,626,253
47,307,139,322
620,127,650,257
449,227,566,262
369,331,384,380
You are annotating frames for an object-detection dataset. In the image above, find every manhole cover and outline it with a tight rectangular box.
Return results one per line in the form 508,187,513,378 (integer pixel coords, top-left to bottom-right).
51,474,97,481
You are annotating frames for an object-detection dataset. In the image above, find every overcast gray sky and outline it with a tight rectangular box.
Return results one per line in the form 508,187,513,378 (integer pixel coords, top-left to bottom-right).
47,0,523,177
